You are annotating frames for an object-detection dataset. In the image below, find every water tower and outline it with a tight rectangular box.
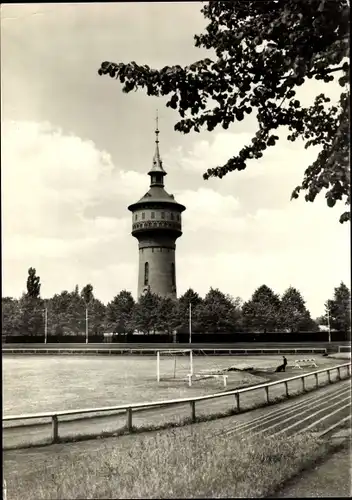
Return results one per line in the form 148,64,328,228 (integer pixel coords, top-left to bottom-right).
128,117,186,298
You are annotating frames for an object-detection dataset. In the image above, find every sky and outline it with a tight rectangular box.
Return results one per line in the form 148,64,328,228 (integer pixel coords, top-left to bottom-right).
1,2,350,317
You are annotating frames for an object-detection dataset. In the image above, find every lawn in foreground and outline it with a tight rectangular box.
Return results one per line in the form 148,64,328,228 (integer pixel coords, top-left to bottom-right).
5,425,341,499
3,354,336,416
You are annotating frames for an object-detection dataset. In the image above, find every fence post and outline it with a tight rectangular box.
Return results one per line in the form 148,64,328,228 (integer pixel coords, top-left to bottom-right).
190,401,196,423
265,386,270,404
314,373,319,388
126,408,133,432
51,415,59,443
284,381,289,398
235,392,240,412
328,369,332,383
301,376,305,392
337,367,341,380
348,365,351,377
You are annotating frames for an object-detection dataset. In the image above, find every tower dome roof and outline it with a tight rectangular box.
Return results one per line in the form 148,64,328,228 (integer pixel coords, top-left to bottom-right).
128,186,185,212
128,112,185,213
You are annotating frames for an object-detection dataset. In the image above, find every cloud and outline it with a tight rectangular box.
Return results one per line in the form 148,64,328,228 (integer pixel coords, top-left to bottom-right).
2,120,350,317
177,194,349,317
2,120,143,298
174,130,350,316
2,120,146,234
179,187,243,233
167,129,322,182
166,128,335,219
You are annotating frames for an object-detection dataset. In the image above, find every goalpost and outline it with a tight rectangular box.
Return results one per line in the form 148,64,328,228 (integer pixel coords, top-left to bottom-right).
156,350,228,387
156,349,193,383
338,345,351,353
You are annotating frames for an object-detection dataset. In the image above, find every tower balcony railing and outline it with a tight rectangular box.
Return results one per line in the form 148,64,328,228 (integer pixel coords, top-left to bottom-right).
132,220,182,232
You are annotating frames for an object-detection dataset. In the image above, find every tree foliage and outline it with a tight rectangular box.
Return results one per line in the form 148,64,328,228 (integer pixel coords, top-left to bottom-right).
325,281,351,332
242,285,281,332
197,288,240,333
81,284,94,306
2,297,21,337
131,291,161,334
279,286,316,332
156,297,178,334
105,290,135,333
3,270,348,338
45,289,106,336
21,267,43,335
49,290,85,335
89,298,107,335
175,288,203,333
98,0,350,223
18,293,44,336
26,267,41,299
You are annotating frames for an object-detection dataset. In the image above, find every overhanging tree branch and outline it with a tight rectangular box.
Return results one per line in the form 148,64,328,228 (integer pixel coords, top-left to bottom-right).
98,0,350,223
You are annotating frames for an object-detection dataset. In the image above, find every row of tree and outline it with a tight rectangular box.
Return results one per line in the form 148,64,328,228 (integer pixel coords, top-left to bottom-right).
2,268,350,337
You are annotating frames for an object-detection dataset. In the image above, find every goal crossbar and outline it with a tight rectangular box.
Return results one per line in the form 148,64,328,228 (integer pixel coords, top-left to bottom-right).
156,349,193,382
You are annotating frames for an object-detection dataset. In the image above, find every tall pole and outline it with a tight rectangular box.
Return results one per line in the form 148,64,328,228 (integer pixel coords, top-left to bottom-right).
44,307,48,344
85,307,89,344
327,306,331,343
189,302,193,377
157,351,160,382
189,302,192,344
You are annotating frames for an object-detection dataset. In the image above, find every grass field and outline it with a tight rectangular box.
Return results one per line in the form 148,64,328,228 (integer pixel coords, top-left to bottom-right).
3,353,342,417
3,353,349,498
3,354,270,416
4,424,344,499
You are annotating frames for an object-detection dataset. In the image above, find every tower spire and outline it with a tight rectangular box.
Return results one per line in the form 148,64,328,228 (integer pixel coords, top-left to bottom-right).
155,109,159,143
148,110,166,186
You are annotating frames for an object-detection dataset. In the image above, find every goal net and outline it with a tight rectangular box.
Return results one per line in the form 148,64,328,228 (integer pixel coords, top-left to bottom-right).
156,349,193,382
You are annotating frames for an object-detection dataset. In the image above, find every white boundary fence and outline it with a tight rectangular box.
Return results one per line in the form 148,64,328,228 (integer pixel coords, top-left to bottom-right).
3,362,351,445
3,347,329,355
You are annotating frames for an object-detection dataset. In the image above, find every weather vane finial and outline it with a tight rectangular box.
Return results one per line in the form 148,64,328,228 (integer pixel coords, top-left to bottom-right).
155,109,159,143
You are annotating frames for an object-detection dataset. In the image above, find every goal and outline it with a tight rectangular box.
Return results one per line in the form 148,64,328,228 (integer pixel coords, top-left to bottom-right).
155,350,228,387
338,345,351,353
156,349,193,383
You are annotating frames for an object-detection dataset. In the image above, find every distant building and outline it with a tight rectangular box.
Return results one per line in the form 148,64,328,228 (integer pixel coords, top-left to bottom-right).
128,117,186,299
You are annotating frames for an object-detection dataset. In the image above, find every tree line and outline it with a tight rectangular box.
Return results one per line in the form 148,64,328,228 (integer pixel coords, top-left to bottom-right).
2,268,350,338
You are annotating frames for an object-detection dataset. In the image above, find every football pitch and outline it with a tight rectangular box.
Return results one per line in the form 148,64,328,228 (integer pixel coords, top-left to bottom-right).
2,353,338,417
